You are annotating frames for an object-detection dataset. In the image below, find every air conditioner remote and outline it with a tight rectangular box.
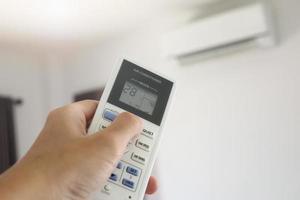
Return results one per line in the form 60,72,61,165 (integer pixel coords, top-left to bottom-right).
88,59,175,200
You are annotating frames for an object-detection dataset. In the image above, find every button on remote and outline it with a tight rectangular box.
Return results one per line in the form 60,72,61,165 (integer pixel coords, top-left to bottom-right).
135,140,151,152
104,184,111,191
131,153,146,165
126,166,139,176
109,173,118,181
103,109,118,122
142,128,154,139
116,162,123,169
122,179,135,189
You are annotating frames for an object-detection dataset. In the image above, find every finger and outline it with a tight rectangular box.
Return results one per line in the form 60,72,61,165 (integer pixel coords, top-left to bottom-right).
71,100,99,121
90,112,143,154
102,112,143,142
145,176,158,195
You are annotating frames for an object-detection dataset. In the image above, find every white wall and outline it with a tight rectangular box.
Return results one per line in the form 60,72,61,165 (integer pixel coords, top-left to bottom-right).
61,0,300,199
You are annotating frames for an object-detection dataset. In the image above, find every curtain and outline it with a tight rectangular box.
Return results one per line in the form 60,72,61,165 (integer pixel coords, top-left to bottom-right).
0,97,17,174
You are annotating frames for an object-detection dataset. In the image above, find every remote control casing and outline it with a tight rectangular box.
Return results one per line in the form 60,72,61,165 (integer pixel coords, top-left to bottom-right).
88,59,175,200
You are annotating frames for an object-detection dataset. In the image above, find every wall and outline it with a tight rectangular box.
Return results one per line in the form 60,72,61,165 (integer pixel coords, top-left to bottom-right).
61,0,300,199
0,49,48,158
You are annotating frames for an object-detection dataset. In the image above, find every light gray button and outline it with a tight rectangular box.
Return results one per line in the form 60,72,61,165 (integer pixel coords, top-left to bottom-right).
135,140,151,152
104,184,110,191
131,153,146,165
142,128,154,139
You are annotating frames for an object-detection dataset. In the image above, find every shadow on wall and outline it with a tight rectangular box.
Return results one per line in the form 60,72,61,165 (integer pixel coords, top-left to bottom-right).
272,0,300,41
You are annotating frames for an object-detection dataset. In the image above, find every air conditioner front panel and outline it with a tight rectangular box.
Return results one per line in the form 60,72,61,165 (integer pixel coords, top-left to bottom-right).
162,2,272,57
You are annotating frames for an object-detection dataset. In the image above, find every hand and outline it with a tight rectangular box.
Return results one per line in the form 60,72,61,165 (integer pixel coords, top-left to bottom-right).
0,100,158,199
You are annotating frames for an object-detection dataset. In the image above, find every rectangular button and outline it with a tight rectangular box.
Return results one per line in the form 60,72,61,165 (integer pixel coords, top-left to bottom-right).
103,109,118,122
131,153,146,165
135,140,151,152
109,173,118,181
126,166,139,176
142,129,154,139
122,179,135,189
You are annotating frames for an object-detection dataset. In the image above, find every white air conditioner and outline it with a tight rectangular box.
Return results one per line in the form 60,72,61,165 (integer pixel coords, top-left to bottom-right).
162,2,276,58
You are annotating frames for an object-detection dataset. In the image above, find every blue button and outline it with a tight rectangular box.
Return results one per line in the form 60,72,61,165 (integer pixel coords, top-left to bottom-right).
109,173,118,181
117,162,123,169
103,109,118,121
126,166,139,176
122,179,135,189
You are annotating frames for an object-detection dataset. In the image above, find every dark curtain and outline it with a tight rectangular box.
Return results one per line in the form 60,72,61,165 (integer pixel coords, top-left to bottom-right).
0,97,17,174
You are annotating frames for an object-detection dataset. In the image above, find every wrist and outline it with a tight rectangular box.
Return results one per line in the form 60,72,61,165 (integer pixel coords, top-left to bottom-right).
0,159,56,200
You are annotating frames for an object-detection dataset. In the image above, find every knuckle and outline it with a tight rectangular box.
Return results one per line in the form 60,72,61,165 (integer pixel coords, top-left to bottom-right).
47,108,60,120
46,105,73,122
119,112,142,130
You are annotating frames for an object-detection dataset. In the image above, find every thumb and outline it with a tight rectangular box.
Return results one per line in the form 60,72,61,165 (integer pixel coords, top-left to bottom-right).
88,112,143,156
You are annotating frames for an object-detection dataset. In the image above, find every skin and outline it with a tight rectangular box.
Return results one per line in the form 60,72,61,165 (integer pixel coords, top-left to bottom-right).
0,100,158,200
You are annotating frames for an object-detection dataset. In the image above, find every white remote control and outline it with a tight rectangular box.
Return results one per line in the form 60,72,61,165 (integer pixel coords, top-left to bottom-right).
88,59,175,200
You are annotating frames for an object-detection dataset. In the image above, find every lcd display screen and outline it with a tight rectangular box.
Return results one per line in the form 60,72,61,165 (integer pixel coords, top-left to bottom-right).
119,81,158,115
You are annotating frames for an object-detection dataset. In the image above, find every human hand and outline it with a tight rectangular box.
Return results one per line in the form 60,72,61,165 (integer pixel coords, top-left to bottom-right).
0,100,158,200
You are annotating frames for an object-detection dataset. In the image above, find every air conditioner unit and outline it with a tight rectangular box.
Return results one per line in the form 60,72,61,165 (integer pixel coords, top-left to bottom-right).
162,2,276,58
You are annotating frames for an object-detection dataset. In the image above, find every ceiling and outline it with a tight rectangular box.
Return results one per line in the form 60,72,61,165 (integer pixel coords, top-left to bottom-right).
0,0,219,47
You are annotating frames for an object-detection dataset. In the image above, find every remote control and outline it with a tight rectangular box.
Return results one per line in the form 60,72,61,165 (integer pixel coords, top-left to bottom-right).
88,59,175,200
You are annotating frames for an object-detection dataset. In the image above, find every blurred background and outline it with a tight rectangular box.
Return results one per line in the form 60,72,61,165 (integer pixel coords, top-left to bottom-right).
0,0,299,199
